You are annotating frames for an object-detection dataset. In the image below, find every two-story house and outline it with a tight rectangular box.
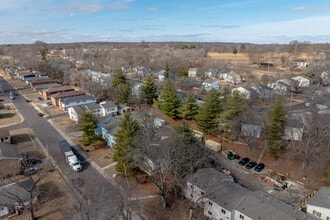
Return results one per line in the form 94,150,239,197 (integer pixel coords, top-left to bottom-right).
188,68,199,78
99,101,118,117
60,95,97,111
68,103,102,123
101,117,122,148
306,187,330,220
185,168,250,220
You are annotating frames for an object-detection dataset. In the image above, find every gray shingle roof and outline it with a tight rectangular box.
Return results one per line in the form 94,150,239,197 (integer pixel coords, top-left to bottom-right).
61,95,96,104
187,168,250,211
307,187,330,209
0,178,37,206
236,191,318,220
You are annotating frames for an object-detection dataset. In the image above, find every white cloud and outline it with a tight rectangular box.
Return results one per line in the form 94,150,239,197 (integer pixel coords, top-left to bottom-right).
70,2,104,13
109,1,132,10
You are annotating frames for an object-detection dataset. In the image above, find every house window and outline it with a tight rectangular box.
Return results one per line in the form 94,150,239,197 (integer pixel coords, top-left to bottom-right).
208,201,212,206
190,185,194,189
313,210,321,218
201,192,204,196
221,209,226,214
239,214,244,220
208,211,212,216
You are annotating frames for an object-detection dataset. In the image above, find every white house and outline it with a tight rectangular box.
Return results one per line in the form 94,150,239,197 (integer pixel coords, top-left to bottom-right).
68,103,102,123
102,117,122,148
60,95,97,111
293,59,308,68
231,87,251,100
267,81,290,96
202,79,220,91
219,71,242,84
188,68,198,78
234,191,315,220
291,76,310,88
185,168,250,220
306,187,330,220
99,101,118,117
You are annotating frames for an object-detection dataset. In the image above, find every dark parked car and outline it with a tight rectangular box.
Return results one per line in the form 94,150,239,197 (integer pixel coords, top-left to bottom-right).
25,99,31,102
38,112,44,117
245,161,257,169
38,96,43,100
238,157,250,166
228,151,240,160
254,163,265,172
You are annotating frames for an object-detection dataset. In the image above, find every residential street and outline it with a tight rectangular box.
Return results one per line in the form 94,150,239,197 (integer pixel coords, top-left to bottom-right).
1,76,124,219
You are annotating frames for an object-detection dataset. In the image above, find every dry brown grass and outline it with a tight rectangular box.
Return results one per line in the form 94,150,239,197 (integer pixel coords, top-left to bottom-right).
207,52,249,62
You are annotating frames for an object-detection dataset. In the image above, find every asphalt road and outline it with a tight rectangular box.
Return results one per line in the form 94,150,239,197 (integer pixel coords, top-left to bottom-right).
1,76,123,219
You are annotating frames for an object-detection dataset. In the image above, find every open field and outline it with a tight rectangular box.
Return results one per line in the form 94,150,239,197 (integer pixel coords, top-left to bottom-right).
207,52,249,62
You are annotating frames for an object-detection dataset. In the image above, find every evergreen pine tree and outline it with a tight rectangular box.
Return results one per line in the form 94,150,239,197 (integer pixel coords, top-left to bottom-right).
141,76,158,104
112,70,127,87
79,112,100,146
174,121,197,144
113,112,140,175
157,80,181,118
179,93,199,120
195,89,222,134
267,97,286,158
219,90,246,130
117,83,131,104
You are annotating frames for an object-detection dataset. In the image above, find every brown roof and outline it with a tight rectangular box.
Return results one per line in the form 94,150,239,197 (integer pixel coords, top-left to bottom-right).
51,90,85,99
44,85,74,93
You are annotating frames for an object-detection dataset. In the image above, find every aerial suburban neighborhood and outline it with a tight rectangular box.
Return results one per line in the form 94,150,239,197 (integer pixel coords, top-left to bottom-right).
0,40,329,220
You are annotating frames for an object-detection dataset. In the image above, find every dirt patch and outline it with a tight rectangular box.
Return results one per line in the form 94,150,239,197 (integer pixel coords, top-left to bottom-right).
207,52,249,62
87,147,114,168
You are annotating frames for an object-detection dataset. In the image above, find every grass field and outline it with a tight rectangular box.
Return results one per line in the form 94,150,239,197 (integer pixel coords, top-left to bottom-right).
207,52,250,62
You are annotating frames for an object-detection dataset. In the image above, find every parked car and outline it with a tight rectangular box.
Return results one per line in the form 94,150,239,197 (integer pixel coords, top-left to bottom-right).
227,151,240,160
254,163,265,172
245,161,257,169
38,112,44,117
238,157,250,166
38,96,43,100
25,99,31,102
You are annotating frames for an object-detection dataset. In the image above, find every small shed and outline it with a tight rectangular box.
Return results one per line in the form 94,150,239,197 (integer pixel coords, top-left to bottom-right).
205,139,222,152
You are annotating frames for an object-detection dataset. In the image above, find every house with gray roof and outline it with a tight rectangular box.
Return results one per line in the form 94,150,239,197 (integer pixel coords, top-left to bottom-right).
185,168,250,220
202,79,220,91
0,178,38,218
250,85,274,100
60,95,97,111
283,118,304,141
101,117,122,147
68,103,102,123
306,187,330,220
99,101,118,117
234,191,317,220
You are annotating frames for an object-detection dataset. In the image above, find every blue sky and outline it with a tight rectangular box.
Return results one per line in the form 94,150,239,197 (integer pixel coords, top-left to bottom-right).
1,0,330,44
